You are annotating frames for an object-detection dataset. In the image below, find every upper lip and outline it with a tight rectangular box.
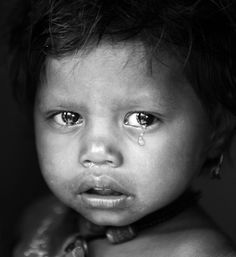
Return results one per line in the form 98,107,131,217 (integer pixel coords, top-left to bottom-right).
75,175,132,196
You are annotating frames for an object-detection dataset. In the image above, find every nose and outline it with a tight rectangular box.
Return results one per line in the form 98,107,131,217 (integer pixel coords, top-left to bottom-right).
79,137,123,168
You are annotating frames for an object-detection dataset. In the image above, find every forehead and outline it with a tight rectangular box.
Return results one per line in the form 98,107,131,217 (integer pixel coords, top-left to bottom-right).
37,42,194,109
45,42,184,83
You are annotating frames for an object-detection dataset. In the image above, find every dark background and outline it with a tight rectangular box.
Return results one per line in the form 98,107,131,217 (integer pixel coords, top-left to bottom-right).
0,1,236,256
0,3,49,255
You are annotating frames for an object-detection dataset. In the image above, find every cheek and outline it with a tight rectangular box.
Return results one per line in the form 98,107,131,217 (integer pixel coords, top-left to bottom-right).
158,115,209,173
132,119,208,198
35,125,79,185
35,134,77,203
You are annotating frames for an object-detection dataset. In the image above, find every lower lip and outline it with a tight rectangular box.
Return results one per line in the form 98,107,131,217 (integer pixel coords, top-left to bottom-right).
80,193,133,209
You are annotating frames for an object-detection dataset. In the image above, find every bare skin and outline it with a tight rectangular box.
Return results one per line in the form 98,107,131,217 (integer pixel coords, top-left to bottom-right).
14,196,236,257
31,42,236,256
88,207,236,257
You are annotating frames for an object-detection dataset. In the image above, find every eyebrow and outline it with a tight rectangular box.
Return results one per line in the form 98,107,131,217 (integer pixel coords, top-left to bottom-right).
36,85,175,112
45,100,173,122
121,89,176,109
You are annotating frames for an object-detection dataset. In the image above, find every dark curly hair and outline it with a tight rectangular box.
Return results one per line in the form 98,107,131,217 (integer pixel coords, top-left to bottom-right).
8,0,236,155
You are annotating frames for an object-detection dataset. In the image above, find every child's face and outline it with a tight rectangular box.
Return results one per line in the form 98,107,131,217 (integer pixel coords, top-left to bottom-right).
34,43,211,226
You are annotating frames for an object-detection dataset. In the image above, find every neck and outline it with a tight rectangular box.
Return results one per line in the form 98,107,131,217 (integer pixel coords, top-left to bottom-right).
63,189,200,256
75,189,200,243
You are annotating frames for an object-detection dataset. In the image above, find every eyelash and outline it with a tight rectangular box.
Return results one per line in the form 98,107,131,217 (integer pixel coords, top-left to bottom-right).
49,111,161,129
49,111,83,127
124,112,161,128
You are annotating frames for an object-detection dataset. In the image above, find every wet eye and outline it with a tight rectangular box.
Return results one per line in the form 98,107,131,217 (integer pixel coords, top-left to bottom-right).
124,112,160,128
53,111,83,127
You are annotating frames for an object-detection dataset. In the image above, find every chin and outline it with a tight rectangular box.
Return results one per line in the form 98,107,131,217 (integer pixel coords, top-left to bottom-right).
81,209,136,227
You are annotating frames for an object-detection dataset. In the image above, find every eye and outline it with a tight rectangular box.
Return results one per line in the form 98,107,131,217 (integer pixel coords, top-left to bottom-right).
124,112,160,128
53,111,83,127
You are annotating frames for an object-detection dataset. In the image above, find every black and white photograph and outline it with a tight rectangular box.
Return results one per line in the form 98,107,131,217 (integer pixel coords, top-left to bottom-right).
0,1,236,256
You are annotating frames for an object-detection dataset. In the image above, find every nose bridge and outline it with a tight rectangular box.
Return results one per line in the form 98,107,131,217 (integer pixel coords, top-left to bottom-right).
79,117,123,167
86,115,115,142
89,115,112,137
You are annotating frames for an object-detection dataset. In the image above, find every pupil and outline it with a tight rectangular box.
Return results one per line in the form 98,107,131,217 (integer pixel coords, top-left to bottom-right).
62,112,78,125
137,113,150,126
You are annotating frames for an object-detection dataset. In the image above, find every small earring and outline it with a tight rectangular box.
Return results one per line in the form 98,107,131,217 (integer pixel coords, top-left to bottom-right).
210,154,224,179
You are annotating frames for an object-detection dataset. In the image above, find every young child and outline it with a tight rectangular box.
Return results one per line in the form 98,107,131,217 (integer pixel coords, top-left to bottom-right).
8,0,236,256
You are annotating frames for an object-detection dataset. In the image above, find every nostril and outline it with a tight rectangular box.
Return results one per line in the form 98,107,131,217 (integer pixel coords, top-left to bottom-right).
83,160,96,168
82,159,116,168
79,143,123,168
106,160,116,167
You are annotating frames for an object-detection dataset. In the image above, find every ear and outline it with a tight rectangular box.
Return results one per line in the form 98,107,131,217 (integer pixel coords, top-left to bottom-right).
207,130,226,159
207,111,235,159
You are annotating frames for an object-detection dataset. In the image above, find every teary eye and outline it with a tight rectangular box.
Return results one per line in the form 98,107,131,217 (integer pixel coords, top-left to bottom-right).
124,112,160,128
53,111,83,127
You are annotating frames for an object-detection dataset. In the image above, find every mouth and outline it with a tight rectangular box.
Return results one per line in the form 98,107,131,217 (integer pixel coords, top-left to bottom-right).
76,176,134,209
86,187,123,196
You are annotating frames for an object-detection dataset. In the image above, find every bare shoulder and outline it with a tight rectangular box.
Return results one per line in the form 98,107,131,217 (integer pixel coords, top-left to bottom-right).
13,195,68,257
17,195,65,236
173,227,236,257
163,205,236,257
